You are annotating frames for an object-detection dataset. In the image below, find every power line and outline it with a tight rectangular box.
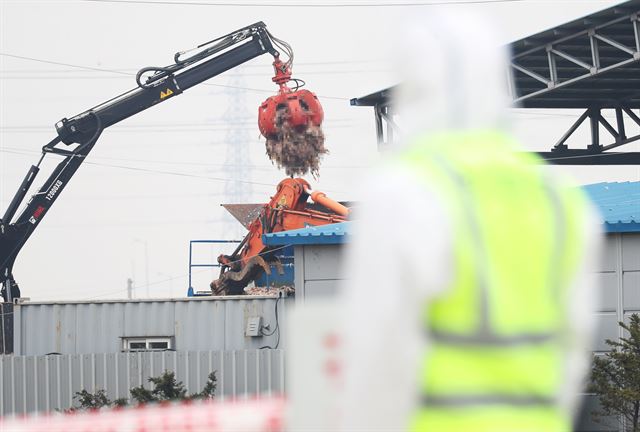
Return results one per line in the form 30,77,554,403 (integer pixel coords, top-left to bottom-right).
0,52,350,100
83,266,211,300
84,243,293,300
0,123,360,134
0,123,258,130
1,149,350,211
0,148,280,188
0,148,351,194
0,59,384,72
0,69,389,79
0,53,131,75
0,192,223,202
83,0,529,7
0,117,357,130
0,146,369,172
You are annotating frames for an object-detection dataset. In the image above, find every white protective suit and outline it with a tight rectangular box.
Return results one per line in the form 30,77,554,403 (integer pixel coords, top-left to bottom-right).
340,11,601,431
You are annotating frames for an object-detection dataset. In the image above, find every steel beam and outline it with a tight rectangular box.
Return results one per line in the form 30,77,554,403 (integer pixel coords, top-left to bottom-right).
551,106,640,158
511,12,640,105
539,151,640,165
372,104,400,151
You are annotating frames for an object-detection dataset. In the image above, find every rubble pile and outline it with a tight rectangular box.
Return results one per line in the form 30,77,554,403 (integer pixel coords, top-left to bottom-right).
265,107,328,178
244,285,295,296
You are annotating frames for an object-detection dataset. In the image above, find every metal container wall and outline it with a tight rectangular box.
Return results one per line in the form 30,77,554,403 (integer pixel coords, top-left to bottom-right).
12,297,288,356
577,233,640,432
0,350,284,416
294,244,345,302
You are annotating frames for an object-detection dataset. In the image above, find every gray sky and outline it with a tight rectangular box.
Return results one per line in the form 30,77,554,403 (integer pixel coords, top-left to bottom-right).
1,0,638,301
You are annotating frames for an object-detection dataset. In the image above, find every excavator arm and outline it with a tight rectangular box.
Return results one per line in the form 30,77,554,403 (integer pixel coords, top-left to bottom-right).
0,22,285,302
211,178,349,295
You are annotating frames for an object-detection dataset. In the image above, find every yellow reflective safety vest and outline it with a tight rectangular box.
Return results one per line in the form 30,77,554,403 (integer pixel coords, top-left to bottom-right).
401,131,587,432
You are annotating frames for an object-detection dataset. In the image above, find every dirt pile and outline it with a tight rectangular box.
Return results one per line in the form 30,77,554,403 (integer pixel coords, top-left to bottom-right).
265,108,328,178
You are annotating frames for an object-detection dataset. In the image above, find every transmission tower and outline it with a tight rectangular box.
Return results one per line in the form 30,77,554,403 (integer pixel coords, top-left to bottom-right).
222,68,253,239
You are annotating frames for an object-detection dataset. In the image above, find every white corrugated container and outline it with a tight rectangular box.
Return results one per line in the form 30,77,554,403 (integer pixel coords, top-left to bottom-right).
12,296,288,356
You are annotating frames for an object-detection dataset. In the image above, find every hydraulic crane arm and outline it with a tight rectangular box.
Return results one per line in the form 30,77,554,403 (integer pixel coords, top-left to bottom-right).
0,22,280,302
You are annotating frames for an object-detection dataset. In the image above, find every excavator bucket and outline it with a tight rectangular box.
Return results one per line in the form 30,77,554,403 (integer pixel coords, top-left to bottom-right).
211,255,272,296
258,57,327,178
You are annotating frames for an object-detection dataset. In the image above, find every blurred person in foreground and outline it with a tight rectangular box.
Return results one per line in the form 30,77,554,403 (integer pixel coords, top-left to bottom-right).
340,10,602,432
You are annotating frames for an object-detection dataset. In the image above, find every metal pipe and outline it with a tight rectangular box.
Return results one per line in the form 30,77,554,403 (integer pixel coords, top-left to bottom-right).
305,189,349,217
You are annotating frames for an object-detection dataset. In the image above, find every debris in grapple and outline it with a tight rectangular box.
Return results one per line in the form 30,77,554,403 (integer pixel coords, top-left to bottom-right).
265,107,328,178
258,56,326,178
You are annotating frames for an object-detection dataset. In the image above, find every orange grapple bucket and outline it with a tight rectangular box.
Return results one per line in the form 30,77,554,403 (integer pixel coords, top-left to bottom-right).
258,89,324,137
257,57,324,138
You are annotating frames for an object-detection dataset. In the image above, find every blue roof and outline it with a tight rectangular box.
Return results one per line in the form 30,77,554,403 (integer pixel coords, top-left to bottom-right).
584,182,640,233
262,222,352,246
262,183,639,246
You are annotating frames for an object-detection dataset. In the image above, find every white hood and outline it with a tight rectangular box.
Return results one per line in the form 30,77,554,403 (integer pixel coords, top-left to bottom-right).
392,9,511,147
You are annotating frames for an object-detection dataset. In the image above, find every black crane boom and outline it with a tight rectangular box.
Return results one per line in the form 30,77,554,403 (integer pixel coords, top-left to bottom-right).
0,22,279,302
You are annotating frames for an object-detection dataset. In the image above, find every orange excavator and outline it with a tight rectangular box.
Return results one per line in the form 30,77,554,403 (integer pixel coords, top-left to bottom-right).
0,22,328,301
211,178,349,295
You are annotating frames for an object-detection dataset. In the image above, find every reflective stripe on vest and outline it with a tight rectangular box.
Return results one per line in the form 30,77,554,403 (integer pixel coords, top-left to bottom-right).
399,131,586,432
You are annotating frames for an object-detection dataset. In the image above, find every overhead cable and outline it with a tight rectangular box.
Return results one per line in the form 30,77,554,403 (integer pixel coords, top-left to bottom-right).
83,0,530,7
0,53,349,100
85,243,293,300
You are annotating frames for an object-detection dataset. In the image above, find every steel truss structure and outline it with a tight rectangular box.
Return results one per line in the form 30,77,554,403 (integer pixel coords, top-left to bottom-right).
511,0,640,164
511,14,640,107
350,87,397,150
352,1,640,164
540,106,640,165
